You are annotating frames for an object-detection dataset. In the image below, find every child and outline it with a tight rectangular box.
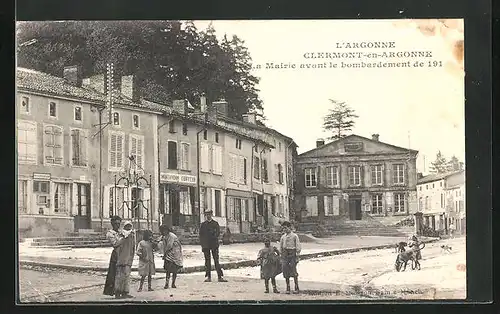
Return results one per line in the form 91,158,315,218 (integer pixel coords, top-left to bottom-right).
136,229,156,292
280,221,301,294
257,239,281,293
160,225,183,289
408,235,422,261
222,227,232,245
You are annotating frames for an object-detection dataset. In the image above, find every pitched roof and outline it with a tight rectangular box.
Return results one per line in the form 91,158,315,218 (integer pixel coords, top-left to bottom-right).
298,134,418,157
417,170,464,184
17,68,106,104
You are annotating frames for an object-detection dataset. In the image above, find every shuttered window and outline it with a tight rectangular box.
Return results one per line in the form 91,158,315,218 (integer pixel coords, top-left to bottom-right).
17,120,37,164
212,145,222,175
180,143,190,170
54,183,70,214
18,180,28,213
44,125,63,165
130,135,144,171
200,142,210,172
109,132,124,170
71,129,88,166
167,141,177,170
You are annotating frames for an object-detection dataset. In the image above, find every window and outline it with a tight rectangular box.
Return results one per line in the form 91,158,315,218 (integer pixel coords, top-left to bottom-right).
214,190,222,217
113,112,120,126
203,129,207,140
426,185,428,190
49,101,57,118
432,183,435,188
440,193,444,208
74,106,82,121
212,145,223,175
179,189,192,215
71,129,88,166
235,139,242,149
418,197,423,211
33,181,50,193
326,166,339,187
305,168,317,187
54,183,69,214
262,159,268,182
17,120,37,164
278,142,282,152
253,157,260,179
18,180,28,213
440,181,442,187
419,186,422,191
371,165,383,185
109,187,125,217
200,142,210,173
394,193,406,213
133,114,140,129
167,141,177,170
278,164,284,184
371,194,383,214
425,196,429,210
229,154,246,184
348,166,361,186
271,196,276,215
21,96,30,114
109,132,124,170
180,143,190,170
130,135,144,171
215,132,219,143
169,120,176,133
181,123,187,135
393,164,405,184
44,125,64,165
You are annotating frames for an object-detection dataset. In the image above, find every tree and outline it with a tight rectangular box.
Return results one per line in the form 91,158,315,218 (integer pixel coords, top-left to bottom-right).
429,151,449,174
16,21,263,119
446,155,464,172
322,100,359,140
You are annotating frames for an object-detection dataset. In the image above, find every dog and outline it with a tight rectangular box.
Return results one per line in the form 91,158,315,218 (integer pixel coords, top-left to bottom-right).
395,241,407,253
395,243,425,272
441,245,453,253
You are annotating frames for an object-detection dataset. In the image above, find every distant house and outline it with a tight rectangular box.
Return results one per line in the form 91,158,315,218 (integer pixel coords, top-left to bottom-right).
294,134,419,224
416,170,465,234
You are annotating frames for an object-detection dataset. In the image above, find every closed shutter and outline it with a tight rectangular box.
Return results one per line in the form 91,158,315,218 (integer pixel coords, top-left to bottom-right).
44,126,54,164
80,130,88,166
103,185,110,218
238,157,245,184
360,165,365,187
228,155,235,182
241,199,247,221
333,195,340,215
130,136,137,170
116,134,123,168
53,127,63,164
200,143,209,172
323,196,329,215
137,137,143,170
72,183,78,216
228,197,234,220
110,134,117,168
216,146,223,174
71,129,80,165
221,190,226,218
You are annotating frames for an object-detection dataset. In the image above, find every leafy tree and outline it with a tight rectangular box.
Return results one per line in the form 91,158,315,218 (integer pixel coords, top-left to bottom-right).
446,155,464,172
322,100,359,140
16,21,263,120
429,151,449,174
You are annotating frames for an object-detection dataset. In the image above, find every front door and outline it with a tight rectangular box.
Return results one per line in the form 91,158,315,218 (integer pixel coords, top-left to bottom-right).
74,183,91,230
348,196,362,220
263,198,269,227
170,190,180,226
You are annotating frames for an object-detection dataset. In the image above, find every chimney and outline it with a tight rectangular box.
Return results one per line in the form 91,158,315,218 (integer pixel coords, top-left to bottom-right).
242,112,257,124
200,95,207,113
212,99,228,117
63,65,82,87
82,74,105,93
121,75,141,102
372,134,380,141
172,99,188,116
316,138,325,148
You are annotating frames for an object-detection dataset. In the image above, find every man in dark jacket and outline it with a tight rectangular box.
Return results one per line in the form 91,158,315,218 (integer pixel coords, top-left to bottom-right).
199,209,228,282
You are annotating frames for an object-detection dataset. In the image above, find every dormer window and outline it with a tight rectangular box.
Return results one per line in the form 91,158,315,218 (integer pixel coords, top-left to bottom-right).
133,114,140,129
49,101,57,118
113,112,120,126
21,96,30,114
74,106,82,121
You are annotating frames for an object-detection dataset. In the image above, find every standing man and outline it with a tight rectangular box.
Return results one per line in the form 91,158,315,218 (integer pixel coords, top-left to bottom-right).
280,221,301,294
199,209,228,282
449,221,456,238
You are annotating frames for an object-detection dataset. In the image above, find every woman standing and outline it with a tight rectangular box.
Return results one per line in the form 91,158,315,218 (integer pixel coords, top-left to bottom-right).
114,221,136,299
103,216,122,296
160,225,183,289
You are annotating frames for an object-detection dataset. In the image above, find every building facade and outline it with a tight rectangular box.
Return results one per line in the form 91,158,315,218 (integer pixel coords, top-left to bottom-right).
416,170,465,234
16,66,297,237
294,134,418,223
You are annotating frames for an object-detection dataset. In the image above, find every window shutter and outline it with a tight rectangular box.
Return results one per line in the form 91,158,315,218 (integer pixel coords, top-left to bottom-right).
71,129,79,165
210,188,215,213
333,195,340,215
116,135,123,168
110,134,116,168
323,196,329,216
137,138,143,170
241,199,247,221
228,197,234,220
360,166,365,187
130,137,137,170
103,185,110,218
44,126,53,163
81,130,88,166
221,190,226,218
216,146,223,174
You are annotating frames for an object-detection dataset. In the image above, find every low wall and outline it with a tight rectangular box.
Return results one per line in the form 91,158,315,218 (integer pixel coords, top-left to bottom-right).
18,215,73,238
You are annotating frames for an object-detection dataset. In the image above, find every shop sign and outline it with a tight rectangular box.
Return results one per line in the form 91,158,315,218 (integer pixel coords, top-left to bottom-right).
160,172,197,185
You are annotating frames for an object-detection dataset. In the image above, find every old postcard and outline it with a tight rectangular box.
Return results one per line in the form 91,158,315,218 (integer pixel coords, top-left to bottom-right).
16,19,466,303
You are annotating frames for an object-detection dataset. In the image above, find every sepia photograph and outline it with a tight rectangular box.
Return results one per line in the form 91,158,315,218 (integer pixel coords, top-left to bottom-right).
15,19,466,303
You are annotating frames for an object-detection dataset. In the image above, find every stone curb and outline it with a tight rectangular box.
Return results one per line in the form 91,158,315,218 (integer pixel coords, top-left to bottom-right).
20,238,440,274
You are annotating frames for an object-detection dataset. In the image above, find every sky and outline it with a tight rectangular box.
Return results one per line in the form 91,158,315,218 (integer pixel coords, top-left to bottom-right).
194,20,465,175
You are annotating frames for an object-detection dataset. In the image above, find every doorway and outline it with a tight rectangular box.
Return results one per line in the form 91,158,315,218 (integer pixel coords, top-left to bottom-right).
348,195,362,220
169,189,180,226
74,183,91,230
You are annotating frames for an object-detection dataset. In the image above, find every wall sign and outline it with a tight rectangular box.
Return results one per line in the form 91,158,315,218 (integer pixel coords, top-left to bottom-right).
33,173,51,180
344,142,363,152
160,172,197,185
